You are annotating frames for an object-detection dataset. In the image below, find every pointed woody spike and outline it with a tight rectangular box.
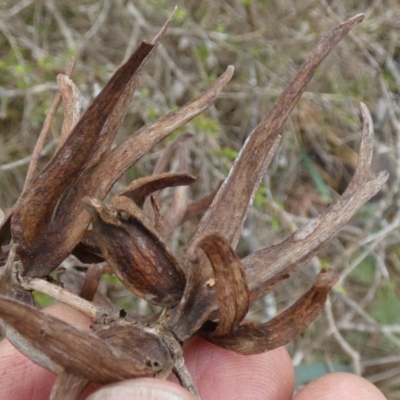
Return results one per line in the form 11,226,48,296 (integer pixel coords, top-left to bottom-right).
243,105,388,301
151,7,177,44
245,171,388,301
343,102,374,195
191,14,364,249
56,74,82,150
81,13,174,171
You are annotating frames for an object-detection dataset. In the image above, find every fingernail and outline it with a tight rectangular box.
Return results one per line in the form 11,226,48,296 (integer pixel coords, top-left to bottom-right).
87,379,191,400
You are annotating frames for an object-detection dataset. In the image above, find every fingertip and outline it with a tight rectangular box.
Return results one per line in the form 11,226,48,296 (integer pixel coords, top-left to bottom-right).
182,337,294,400
294,372,386,400
87,378,195,400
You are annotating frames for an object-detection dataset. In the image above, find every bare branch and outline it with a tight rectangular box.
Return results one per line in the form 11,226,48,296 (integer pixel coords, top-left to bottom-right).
324,297,362,375
21,277,100,318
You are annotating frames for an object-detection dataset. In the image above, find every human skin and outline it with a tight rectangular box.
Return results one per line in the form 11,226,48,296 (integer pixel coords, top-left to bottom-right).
0,304,386,400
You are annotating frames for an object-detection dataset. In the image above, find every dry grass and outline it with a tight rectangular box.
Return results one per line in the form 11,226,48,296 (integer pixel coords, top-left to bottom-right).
1,0,400,398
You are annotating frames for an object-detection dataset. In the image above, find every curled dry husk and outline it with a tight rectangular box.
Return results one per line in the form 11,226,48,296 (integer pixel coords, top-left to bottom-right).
0,11,389,400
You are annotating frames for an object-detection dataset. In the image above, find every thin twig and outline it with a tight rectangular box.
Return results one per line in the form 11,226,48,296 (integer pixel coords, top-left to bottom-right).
44,0,76,50
335,290,400,349
0,139,57,172
21,278,99,319
23,58,75,190
325,297,362,375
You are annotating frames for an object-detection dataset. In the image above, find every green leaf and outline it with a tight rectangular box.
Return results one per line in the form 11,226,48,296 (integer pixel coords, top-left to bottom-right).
32,291,54,308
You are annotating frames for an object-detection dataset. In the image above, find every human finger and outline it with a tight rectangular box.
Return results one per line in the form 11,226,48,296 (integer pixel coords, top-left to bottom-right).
181,337,294,400
294,372,386,400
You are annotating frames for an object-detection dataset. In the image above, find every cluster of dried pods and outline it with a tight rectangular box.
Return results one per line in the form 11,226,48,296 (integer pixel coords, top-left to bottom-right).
0,11,388,400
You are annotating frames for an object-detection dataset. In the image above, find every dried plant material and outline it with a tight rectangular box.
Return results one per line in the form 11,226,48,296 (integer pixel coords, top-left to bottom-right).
71,230,105,264
12,38,158,278
87,65,233,198
24,57,76,189
10,12,230,279
180,182,222,225
93,323,173,378
195,233,249,336
56,73,81,150
243,103,389,301
203,269,337,354
118,172,197,209
160,145,191,239
190,14,365,248
166,14,367,342
150,195,162,232
0,244,16,299
50,373,89,400
0,296,171,382
21,277,100,318
152,132,193,175
83,196,185,307
58,266,113,308
0,58,76,252
79,264,103,301
0,214,11,254
0,12,389,400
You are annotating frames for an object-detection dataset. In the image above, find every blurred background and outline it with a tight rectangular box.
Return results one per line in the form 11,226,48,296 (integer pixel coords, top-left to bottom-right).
1,0,400,397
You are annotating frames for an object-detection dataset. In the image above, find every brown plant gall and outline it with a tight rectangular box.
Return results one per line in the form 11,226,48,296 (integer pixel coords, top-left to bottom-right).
0,10,388,400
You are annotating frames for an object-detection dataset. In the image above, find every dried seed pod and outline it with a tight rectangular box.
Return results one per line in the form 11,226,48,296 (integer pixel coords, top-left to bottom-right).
83,196,185,308
0,296,166,382
0,12,391,400
93,322,173,378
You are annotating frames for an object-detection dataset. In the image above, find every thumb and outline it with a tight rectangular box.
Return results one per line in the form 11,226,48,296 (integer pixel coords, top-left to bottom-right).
86,378,197,400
